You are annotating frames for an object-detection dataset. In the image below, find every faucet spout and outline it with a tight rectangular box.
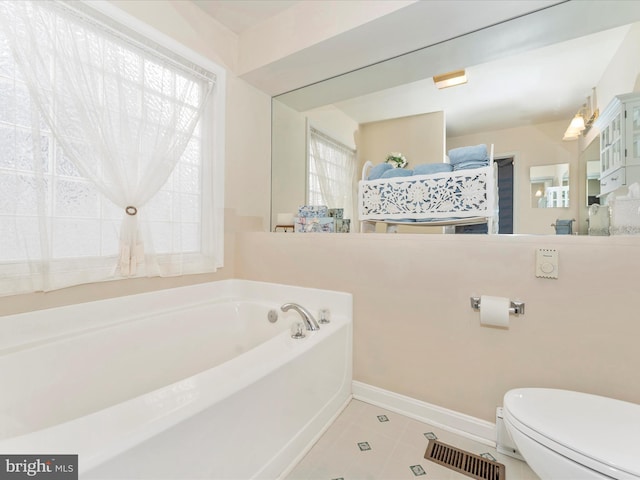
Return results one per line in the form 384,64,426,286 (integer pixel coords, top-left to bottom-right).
281,303,320,331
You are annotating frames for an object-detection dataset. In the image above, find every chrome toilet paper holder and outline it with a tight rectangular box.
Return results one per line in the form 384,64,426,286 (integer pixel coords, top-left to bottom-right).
470,297,525,315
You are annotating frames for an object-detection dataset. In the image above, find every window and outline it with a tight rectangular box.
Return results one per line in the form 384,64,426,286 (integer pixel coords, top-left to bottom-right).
0,1,224,295
307,126,356,221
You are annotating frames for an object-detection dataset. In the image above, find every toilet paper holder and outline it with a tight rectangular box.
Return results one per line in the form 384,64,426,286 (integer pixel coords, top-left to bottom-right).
470,297,525,315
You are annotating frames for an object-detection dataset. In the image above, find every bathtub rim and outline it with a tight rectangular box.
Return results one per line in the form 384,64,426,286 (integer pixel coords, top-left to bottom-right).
0,278,353,354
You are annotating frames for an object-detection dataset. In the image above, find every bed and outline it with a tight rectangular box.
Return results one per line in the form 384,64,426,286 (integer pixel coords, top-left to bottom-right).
358,144,498,233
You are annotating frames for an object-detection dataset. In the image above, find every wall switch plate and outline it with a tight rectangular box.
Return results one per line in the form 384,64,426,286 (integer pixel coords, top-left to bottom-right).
536,248,558,278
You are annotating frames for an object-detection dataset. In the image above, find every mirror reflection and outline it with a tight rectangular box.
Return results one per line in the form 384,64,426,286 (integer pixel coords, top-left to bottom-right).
586,161,601,206
530,164,570,209
272,3,640,235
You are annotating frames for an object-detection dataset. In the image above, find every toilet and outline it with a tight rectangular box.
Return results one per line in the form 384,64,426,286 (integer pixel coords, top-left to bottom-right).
503,388,640,480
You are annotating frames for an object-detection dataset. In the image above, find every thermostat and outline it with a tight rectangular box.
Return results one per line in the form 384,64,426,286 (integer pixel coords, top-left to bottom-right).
536,248,558,279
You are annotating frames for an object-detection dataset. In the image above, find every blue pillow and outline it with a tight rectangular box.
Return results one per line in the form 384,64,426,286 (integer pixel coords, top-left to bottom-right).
367,163,393,180
413,163,453,175
448,144,488,165
380,168,414,179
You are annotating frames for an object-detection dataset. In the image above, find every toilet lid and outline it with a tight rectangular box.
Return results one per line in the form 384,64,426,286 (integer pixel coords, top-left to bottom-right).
504,388,640,479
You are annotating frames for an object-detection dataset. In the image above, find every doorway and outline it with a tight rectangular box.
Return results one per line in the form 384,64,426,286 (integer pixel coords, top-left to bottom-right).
455,155,514,234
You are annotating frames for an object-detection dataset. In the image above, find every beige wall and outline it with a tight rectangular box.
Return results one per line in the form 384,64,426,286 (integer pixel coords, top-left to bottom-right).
448,120,580,235
235,232,640,423
357,111,445,170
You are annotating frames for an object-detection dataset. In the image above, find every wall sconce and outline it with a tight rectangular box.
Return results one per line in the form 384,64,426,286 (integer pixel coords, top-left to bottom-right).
562,110,586,140
433,70,467,89
562,87,599,141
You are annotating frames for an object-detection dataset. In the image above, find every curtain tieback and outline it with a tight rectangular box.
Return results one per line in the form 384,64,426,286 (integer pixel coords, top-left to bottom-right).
125,206,138,216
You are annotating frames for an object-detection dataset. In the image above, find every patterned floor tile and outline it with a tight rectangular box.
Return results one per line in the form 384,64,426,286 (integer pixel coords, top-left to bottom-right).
284,399,540,480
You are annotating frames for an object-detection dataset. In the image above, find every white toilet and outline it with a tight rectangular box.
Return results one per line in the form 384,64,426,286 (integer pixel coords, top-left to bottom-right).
503,388,640,480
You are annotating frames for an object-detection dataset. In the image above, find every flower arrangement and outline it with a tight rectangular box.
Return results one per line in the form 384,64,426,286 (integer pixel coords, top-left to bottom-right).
385,152,408,168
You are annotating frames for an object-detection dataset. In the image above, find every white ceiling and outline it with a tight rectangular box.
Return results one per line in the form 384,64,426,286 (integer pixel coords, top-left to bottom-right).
191,0,297,34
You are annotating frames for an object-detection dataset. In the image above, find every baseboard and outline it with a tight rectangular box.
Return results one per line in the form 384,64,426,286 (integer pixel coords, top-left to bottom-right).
352,381,496,447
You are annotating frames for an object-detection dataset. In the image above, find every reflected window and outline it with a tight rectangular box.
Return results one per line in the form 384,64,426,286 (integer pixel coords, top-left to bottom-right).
307,126,357,219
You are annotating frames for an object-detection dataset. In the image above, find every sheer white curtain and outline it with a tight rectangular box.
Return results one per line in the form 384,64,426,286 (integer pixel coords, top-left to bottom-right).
308,127,357,221
0,1,218,294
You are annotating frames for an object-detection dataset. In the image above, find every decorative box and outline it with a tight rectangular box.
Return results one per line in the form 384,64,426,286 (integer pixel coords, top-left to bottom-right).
297,205,328,218
335,219,351,233
294,216,335,233
328,208,344,219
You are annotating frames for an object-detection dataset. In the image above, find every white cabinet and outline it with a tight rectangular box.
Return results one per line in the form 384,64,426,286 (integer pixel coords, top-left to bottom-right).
594,92,640,196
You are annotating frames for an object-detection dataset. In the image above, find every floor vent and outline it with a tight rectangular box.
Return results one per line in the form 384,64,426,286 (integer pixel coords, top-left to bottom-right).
424,440,506,480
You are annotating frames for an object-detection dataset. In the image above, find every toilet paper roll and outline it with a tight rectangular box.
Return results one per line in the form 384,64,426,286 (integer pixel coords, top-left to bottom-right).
480,295,510,327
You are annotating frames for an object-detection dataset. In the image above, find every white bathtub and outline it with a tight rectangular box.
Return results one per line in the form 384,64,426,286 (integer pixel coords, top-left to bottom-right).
0,280,353,479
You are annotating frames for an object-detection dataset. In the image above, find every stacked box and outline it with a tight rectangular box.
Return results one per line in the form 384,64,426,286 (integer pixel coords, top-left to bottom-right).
295,205,334,233
328,208,344,219
294,205,352,233
294,216,335,233
335,219,351,233
298,205,328,217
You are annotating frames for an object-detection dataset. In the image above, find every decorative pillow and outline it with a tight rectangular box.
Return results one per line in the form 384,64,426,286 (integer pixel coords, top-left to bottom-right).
367,163,393,180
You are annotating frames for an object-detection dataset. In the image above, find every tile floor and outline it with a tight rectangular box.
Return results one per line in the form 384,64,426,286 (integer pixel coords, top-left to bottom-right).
286,399,539,480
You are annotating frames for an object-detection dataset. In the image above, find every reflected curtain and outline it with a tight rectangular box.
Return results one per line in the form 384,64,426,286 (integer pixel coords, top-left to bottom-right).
308,126,357,221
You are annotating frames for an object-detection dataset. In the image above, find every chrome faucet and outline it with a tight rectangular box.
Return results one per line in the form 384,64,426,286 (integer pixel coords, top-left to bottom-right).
281,303,320,331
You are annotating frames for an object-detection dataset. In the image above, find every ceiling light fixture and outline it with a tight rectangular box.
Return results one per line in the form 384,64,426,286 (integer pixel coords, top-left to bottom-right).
433,70,467,89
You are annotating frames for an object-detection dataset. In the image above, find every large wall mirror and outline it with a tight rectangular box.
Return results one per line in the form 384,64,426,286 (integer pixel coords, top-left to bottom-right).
271,2,640,235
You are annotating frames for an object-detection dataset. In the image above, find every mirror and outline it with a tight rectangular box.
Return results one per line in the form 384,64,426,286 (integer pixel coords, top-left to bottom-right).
586,161,601,206
530,164,570,208
271,2,640,234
